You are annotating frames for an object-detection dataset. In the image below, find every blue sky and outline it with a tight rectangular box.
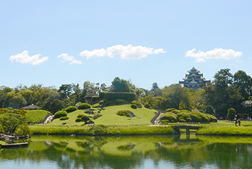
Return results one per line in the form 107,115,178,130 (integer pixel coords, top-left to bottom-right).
1,0,252,90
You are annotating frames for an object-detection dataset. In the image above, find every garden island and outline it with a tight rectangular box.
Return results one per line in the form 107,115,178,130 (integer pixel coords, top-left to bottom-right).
1,67,252,144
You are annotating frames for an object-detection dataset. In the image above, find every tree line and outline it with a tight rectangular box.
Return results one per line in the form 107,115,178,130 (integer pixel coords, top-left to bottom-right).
1,68,252,117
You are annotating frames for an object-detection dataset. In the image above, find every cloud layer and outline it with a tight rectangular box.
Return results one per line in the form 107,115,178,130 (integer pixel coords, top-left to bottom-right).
185,48,242,62
9,50,49,65
80,45,166,59
57,53,82,65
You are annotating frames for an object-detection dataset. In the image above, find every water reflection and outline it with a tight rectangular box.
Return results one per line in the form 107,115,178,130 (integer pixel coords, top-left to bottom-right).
1,135,252,169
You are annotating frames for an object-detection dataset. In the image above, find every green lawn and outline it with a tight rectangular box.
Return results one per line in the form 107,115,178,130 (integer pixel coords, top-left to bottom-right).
48,104,157,126
26,110,50,123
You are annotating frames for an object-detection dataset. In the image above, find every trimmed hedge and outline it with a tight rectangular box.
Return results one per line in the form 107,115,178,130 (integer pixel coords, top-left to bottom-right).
144,104,151,109
77,114,84,118
65,106,77,113
131,100,141,105
131,104,137,109
54,111,67,119
117,110,131,117
99,92,136,101
60,116,69,120
75,118,82,122
161,112,178,123
78,103,91,109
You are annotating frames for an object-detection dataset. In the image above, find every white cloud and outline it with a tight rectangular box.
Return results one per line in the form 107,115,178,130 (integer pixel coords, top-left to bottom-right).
185,48,242,62
80,45,166,60
57,53,82,65
9,50,48,65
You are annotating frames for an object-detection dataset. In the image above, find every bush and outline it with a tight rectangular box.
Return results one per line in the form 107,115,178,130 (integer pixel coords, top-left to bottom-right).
14,124,32,136
117,110,131,117
78,103,91,110
77,114,84,118
75,118,82,122
54,111,67,119
99,100,104,105
161,112,177,123
131,104,137,109
205,113,217,122
172,110,181,114
227,108,236,121
81,115,90,123
65,106,77,113
144,104,151,109
60,116,69,120
87,124,107,135
131,100,141,105
166,108,177,112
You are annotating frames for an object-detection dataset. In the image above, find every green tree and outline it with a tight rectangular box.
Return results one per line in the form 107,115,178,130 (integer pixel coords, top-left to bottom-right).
0,113,26,133
227,108,236,121
82,115,90,124
111,77,130,92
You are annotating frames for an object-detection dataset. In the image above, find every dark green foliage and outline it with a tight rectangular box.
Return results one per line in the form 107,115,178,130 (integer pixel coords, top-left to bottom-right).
54,111,67,118
77,114,84,118
75,118,82,122
81,115,90,123
99,92,136,101
111,77,130,92
171,110,181,114
115,99,125,105
131,104,137,109
205,113,218,122
65,106,77,113
87,124,107,135
227,108,236,120
60,116,69,120
117,110,131,117
144,104,151,108
92,96,100,103
78,103,91,109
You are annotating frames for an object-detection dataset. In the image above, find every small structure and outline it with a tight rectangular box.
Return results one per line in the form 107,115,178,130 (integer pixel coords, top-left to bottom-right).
85,93,98,103
20,104,40,110
179,67,211,91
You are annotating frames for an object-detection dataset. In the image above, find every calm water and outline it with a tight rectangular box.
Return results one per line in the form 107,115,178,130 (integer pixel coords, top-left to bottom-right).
1,134,252,169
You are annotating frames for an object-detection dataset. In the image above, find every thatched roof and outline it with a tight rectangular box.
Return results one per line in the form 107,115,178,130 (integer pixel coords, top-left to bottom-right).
20,104,41,110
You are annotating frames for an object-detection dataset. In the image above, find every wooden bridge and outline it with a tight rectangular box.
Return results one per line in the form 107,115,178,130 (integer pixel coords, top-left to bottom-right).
173,125,200,135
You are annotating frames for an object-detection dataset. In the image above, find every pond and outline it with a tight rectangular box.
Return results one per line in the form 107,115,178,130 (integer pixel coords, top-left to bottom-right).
1,134,252,169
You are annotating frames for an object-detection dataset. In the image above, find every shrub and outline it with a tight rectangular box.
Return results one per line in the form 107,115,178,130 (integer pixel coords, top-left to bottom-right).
87,124,107,135
77,114,84,118
78,103,91,110
75,118,82,122
172,110,181,114
117,110,131,117
161,112,177,123
54,111,67,119
81,115,90,123
166,108,177,112
131,104,137,109
205,113,217,122
144,104,151,109
178,117,186,122
99,100,104,105
65,106,77,113
227,108,236,121
161,120,169,124
131,100,141,105
60,116,69,120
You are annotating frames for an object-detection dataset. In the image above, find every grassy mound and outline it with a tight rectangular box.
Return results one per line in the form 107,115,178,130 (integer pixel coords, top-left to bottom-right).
46,104,156,126
26,110,51,123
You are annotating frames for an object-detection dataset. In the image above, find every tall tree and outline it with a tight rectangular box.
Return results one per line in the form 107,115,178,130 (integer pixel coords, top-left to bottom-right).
111,77,130,92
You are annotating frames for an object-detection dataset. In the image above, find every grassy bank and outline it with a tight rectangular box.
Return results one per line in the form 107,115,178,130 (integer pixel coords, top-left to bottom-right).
197,120,252,136
30,124,174,135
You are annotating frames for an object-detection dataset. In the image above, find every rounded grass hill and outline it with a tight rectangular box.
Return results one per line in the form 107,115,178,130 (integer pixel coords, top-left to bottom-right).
47,104,157,126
